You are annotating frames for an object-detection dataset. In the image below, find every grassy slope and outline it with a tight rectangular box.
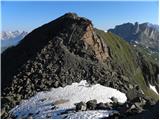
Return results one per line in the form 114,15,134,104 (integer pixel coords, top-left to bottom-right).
96,29,158,100
133,45,158,64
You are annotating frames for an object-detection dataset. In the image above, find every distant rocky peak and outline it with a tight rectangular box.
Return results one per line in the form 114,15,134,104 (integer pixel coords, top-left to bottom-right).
108,22,159,51
134,22,140,34
0,30,28,41
142,22,159,30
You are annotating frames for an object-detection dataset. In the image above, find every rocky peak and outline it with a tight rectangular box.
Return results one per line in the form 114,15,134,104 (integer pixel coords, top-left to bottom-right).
2,13,109,91
55,12,109,61
108,22,159,51
51,12,109,62
63,12,78,18
134,22,139,34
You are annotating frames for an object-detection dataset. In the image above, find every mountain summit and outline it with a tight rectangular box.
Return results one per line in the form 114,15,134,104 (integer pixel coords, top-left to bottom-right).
2,12,110,91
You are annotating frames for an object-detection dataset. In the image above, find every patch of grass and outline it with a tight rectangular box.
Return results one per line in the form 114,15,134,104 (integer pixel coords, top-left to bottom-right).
96,29,158,100
134,45,158,64
96,30,137,75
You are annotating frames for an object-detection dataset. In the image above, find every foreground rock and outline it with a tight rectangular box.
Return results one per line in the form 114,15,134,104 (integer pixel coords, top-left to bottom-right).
75,95,158,119
75,102,87,111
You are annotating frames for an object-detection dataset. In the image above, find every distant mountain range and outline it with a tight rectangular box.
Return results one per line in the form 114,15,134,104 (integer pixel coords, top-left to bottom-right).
1,31,28,52
108,22,159,52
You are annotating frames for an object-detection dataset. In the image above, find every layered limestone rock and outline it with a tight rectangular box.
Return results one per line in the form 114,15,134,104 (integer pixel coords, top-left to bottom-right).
82,24,109,62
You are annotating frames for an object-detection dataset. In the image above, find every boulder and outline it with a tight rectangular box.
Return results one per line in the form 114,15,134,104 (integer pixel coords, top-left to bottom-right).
108,111,121,119
53,81,59,88
110,97,118,103
86,99,97,110
96,102,107,110
126,86,144,102
75,102,87,111
104,102,112,110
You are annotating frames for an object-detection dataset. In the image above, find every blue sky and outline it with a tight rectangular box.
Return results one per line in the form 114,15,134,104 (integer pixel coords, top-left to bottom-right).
1,1,159,32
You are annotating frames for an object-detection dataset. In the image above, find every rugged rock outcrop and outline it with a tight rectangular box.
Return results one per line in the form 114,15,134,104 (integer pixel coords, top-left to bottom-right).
108,22,159,52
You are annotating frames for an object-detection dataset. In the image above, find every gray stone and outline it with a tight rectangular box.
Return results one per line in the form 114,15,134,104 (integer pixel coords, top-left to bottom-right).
53,81,59,88
110,97,118,103
75,102,87,111
96,102,107,110
86,99,97,110
126,86,144,101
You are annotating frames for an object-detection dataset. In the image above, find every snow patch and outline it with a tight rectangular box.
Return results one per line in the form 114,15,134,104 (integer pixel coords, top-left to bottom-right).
65,110,117,119
149,84,158,94
133,44,137,47
10,80,127,118
135,41,139,44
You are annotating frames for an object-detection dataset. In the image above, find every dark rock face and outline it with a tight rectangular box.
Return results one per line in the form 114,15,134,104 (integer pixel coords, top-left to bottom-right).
96,102,108,110
108,22,159,52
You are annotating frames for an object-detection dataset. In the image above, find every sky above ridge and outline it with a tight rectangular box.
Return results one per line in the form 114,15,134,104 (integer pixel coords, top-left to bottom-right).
1,1,159,32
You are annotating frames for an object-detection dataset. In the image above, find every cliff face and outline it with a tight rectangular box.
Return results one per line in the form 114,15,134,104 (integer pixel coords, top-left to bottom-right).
82,24,109,62
108,22,159,52
1,13,158,118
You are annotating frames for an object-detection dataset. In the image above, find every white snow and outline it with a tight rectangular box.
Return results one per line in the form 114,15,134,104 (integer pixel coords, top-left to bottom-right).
10,80,127,119
65,110,118,119
135,41,139,44
1,31,28,53
149,84,158,94
133,44,137,47
0,31,27,41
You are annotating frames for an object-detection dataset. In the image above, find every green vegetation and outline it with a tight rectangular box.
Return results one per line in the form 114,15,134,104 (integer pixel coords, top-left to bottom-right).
96,29,159,100
134,45,158,64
